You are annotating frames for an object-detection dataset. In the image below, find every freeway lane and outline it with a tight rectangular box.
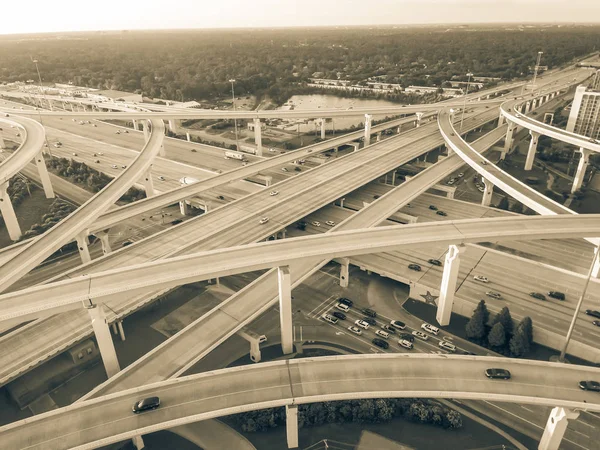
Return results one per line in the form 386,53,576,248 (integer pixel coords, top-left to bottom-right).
2,354,600,450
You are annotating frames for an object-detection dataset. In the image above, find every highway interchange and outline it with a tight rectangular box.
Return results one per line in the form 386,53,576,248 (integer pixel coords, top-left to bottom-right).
0,61,599,449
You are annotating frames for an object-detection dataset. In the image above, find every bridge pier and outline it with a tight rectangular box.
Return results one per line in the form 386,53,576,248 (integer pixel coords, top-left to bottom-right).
132,435,145,449
278,265,294,354
525,130,541,171
364,114,372,146
179,199,190,216
0,129,5,149
286,405,299,448
415,112,424,127
351,142,360,152
76,232,92,263
498,113,505,127
168,119,179,135
538,407,579,450
237,328,265,363
339,257,350,288
572,148,591,193
142,122,150,141
0,182,22,241
481,178,494,207
141,168,156,197
319,118,326,139
436,244,465,326
96,231,112,255
254,118,263,156
34,150,55,198
86,303,121,378
132,119,138,130
502,121,516,158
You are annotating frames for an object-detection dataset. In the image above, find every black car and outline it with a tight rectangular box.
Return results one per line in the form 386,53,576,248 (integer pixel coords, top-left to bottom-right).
362,308,377,318
408,264,422,272
436,211,447,217
170,219,183,225
338,297,353,307
585,310,600,319
548,291,565,301
132,396,161,413
593,321,600,327
579,380,600,392
428,259,442,266
381,325,397,334
372,338,389,349
332,311,346,321
217,195,225,200
362,317,377,326
529,292,546,301
400,333,415,342
429,205,438,211
485,368,511,380
122,240,133,247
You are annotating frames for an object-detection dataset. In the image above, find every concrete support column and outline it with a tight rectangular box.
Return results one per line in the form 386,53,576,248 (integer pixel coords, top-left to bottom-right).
481,178,494,207
525,101,531,113
34,151,55,199
94,231,112,255
286,405,299,448
572,148,591,193
142,122,150,142
132,119,138,130
339,197,345,208
179,200,190,216
390,170,396,186
339,257,350,288
238,329,262,363
436,244,465,326
253,118,263,156
87,304,121,378
376,132,382,142
0,182,21,241
364,114,372,146
592,248,600,279
186,132,191,142
525,130,541,171
0,130,5,149
277,265,293,354
502,121,516,158
538,407,579,450
397,125,401,133
319,118,326,139
498,113,505,127
141,168,155,197
132,435,145,450
117,320,126,341
70,104,75,112
351,142,360,152
76,232,92,264
168,119,178,134
415,112,424,127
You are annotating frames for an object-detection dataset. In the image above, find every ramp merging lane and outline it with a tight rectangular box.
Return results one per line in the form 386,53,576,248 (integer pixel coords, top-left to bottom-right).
0,116,46,185
2,354,600,450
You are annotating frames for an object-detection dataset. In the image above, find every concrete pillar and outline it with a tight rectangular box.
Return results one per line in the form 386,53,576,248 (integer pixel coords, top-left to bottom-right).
502,121,516,158
86,304,121,378
112,322,118,335
238,329,262,363
436,244,465,326
592,248,600,279
572,148,591,193
132,435,145,450
525,102,531,113
481,178,494,207
364,114,372,146
415,112,424,127
186,132,191,142
117,320,126,341
142,122,150,142
132,119,138,130
525,130,541,171
446,189,455,199
70,104,75,112
286,405,299,448
253,118,263,156
141,168,155,197
34,151,55,199
168,119,178,134
339,197,345,208
498,113,505,126
95,231,112,255
538,407,579,450
319,118,326,139
0,182,21,240
397,125,401,133
0,130,5,149
390,170,396,186
76,232,92,264
179,200,190,216
277,265,293,354
376,132,382,142
339,257,350,288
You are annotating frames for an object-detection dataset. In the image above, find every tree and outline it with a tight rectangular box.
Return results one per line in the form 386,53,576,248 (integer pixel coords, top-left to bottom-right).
520,316,534,347
509,202,524,214
466,300,489,341
445,410,463,429
488,322,506,348
492,306,514,339
496,196,509,210
509,327,529,357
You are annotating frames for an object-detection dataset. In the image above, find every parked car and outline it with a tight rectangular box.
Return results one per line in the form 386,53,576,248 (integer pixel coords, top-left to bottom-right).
548,291,566,301
336,303,350,312
132,397,161,414
485,368,511,380
372,338,389,349
408,264,422,271
332,311,346,321
355,319,370,330
362,317,377,326
338,297,353,307
322,314,338,325
457,173,464,178
428,259,442,266
362,308,377,318
529,292,546,301
579,381,600,392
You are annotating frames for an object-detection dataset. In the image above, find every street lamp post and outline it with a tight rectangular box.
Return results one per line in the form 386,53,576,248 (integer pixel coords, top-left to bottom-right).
459,72,473,132
531,51,544,95
31,57,53,157
558,244,600,362
229,79,239,151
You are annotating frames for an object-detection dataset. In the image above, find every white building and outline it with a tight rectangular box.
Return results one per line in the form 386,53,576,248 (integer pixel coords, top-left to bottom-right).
566,85,600,140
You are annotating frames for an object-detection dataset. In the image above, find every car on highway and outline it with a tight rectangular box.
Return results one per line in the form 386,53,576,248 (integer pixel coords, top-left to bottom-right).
362,308,377,318
362,316,377,326
98,152,104,156
474,275,489,283
486,291,503,300
121,165,127,169
269,190,279,196
478,186,485,193
355,319,370,330
412,330,429,341
585,310,600,319
436,211,447,216
485,368,511,380
400,333,414,342
390,320,406,330
381,325,396,334
447,179,455,186
428,205,438,210
428,259,442,266
122,240,133,247
325,220,335,226
457,173,464,178
95,160,100,163
398,339,414,350
124,130,129,133
170,219,183,225
259,217,269,225
4,113,8,117
578,381,600,392
336,303,350,312
338,297,353,307
438,341,456,352
312,221,321,227
481,161,488,165
111,164,118,169
548,291,566,301
93,124,97,127
72,153,77,156
375,330,390,339
348,326,362,336
593,321,600,327
421,323,440,335
281,167,288,172
322,314,338,325
116,130,121,134
408,264,421,271
158,176,165,181
132,396,161,414
372,338,389,349
332,311,346,321
529,292,546,301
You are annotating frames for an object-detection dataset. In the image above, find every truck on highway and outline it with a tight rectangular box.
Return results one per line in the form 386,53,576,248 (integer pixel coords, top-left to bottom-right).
224,151,248,162
178,177,200,185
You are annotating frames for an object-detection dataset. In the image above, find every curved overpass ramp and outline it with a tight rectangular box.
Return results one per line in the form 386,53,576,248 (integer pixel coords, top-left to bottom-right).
0,116,47,186
1,354,599,450
0,214,598,326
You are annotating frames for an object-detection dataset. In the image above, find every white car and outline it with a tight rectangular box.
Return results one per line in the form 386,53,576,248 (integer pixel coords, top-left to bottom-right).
474,275,489,283
259,217,269,225
355,319,370,330
269,191,279,196
269,148,276,152
335,303,349,312
312,221,321,227
375,330,389,339
439,341,456,352
325,221,335,226
412,330,429,341
457,173,464,178
399,339,414,350
348,326,362,336
322,314,338,325
93,124,97,127
486,291,503,300
111,164,118,169
421,323,440,335
281,167,288,172
158,176,165,181
98,152,104,156
72,152,77,156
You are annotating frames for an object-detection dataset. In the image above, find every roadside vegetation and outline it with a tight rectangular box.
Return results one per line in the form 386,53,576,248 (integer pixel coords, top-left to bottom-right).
0,176,34,228
19,198,76,240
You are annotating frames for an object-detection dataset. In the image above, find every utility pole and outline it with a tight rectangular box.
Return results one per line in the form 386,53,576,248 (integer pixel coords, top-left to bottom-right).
229,79,239,151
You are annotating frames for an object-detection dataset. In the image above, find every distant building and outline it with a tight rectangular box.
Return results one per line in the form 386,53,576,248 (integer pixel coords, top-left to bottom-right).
566,85,600,139
247,121,266,131
91,89,142,103
591,70,600,91
449,81,485,89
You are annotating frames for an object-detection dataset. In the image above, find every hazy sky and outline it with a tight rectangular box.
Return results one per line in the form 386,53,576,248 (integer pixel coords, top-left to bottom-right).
2,0,599,35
